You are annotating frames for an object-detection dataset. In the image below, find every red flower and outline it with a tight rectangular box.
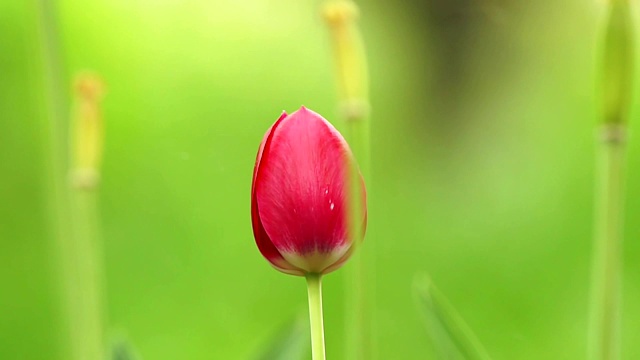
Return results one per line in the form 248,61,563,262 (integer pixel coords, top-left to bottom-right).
251,107,366,276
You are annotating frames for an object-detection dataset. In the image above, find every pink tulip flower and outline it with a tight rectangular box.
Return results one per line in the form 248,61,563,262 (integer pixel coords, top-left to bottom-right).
251,106,366,276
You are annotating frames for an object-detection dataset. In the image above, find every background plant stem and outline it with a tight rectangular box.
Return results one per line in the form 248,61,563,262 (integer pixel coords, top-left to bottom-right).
35,1,106,358
69,188,106,360
306,274,326,360
589,1,634,358
589,126,626,360
34,0,75,358
344,114,373,360
321,1,374,359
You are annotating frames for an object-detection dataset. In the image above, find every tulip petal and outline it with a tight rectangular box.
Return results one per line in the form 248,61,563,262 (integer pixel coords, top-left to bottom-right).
252,111,287,194
253,199,305,276
255,107,354,272
319,206,367,274
252,111,305,276
281,243,350,274
320,243,354,274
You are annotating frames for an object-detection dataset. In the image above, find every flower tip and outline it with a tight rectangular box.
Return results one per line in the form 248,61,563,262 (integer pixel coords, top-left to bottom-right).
290,106,313,119
294,106,323,120
322,1,359,25
276,110,288,123
74,71,104,100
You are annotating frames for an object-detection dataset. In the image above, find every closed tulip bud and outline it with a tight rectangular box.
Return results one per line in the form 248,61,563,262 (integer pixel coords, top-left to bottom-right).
251,106,366,276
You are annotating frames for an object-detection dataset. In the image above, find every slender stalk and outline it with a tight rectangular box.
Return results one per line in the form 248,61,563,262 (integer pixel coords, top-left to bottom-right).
68,189,106,360
589,1,634,359
306,273,326,360
322,2,374,359
33,0,74,358
589,126,626,360
67,73,107,360
344,116,371,360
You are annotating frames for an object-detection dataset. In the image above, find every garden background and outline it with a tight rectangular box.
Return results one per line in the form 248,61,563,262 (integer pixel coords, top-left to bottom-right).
2,0,640,359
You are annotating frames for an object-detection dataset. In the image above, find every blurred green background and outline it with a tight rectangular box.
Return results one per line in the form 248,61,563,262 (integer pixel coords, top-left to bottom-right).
2,0,640,359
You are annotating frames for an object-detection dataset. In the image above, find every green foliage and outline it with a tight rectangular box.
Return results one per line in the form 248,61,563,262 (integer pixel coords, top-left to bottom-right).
254,317,309,360
414,275,491,360
111,338,140,360
3,0,640,359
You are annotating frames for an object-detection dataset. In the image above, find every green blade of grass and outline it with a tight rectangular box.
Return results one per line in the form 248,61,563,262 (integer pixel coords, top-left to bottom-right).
254,316,309,360
413,274,492,360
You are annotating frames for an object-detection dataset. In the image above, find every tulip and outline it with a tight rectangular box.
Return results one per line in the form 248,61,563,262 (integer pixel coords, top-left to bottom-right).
251,106,367,360
251,106,366,276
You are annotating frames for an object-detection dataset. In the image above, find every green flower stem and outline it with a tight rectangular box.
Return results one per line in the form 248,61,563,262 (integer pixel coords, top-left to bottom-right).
344,115,372,360
35,2,106,358
322,2,374,359
33,0,78,359
305,273,326,360
601,1,634,126
68,188,106,360
589,1,634,359
347,115,371,176
589,125,627,360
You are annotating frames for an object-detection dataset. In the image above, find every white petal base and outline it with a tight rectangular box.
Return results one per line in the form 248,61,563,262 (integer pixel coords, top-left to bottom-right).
281,244,350,274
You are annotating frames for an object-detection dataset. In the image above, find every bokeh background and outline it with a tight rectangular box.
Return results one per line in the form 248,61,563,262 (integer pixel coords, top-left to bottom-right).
2,0,640,359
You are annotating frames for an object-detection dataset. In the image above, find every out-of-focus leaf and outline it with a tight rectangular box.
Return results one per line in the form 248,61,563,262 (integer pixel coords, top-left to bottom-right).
111,337,140,360
413,274,492,360
253,315,309,360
